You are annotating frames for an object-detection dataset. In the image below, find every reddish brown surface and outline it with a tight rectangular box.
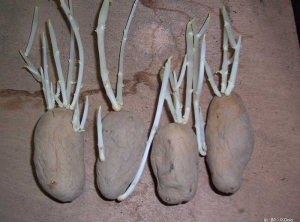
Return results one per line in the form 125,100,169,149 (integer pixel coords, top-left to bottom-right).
0,0,300,221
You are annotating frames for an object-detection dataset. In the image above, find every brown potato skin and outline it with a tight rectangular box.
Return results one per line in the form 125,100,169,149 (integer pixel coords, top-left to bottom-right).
96,110,147,199
34,108,85,202
206,92,254,194
151,123,199,205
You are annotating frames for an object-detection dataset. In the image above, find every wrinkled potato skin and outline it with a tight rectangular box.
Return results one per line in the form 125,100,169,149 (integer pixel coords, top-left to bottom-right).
96,110,147,199
151,123,199,205
34,108,85,202
206,92,254,194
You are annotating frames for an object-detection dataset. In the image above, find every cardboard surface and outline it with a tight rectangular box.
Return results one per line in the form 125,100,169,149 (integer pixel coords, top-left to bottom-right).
0,0,299,221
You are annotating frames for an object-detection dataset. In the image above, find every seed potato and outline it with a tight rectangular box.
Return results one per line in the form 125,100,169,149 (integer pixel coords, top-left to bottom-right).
34,108,85,202
205,92,254,194
151,123,199,205
96,110,147,199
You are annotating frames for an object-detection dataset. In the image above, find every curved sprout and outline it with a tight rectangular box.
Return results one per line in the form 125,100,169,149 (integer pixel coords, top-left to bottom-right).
24,7,39,57
116,0,139,105
79,96,89,131
117,57,172,201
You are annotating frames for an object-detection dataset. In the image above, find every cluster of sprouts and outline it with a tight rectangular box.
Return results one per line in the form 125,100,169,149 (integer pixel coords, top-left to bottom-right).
96,0,139,162
19,0,88,132
164,15,211,156
206,7,242,97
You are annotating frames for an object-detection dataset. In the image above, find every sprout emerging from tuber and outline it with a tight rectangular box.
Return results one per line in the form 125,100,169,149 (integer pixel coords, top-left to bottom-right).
204,7,254,194
95,0,147,200
149,16,210,204
19,0,88,202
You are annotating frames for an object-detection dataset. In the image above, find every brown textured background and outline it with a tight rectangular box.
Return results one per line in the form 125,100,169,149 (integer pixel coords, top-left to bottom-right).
0,0,299,221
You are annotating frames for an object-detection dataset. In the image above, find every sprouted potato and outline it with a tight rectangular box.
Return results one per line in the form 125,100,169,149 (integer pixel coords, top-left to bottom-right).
19,0,88,202
204,7,254,194
150,16,210,204
95,0,147,200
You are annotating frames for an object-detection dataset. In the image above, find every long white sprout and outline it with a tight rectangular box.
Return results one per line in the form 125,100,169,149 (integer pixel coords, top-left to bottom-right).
187,15,210,156
193,35,207,156
48,20,68,107
24,7,39,57
182,21,194,124
60,0,85,110
117,57,172,201
20,0,88,133
97,106,105,161
116,0,139,106
66,0,75,104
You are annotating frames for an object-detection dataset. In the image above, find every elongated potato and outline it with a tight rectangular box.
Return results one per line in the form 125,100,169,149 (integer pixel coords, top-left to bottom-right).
34,108,85,202
151,123,199,205
206,92,254,194
96,110,147,199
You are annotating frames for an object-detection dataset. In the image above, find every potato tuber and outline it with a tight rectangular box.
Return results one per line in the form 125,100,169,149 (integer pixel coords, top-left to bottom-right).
96,110,146,199
151,123,198,204
205,92,254,193
34,108,85,202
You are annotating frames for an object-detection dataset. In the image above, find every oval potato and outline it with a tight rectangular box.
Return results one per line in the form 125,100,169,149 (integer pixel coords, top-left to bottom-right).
96,110,147,199
151,123,199,205
34,108,85,202
206,92,254,194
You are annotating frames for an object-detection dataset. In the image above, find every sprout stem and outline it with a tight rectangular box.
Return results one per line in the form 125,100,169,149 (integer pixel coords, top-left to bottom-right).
159,68,176,122
66,0,75,104
177,54,187,87
182,21,194,124
219,28,229,93
79,96,89,131
222,6,236,48
72,102,80,132
54,82,64,108
205,61,221,97
224,35,242,95
60,0,84,110
19,50,41,82
193,35,207,155
97,106,105,161
193,14,211,89
116,0,139,106
172,71,183,123
96,0,121,111
117,57,172,201
42,33,52,110
48,20,68,107
24,7,38,56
